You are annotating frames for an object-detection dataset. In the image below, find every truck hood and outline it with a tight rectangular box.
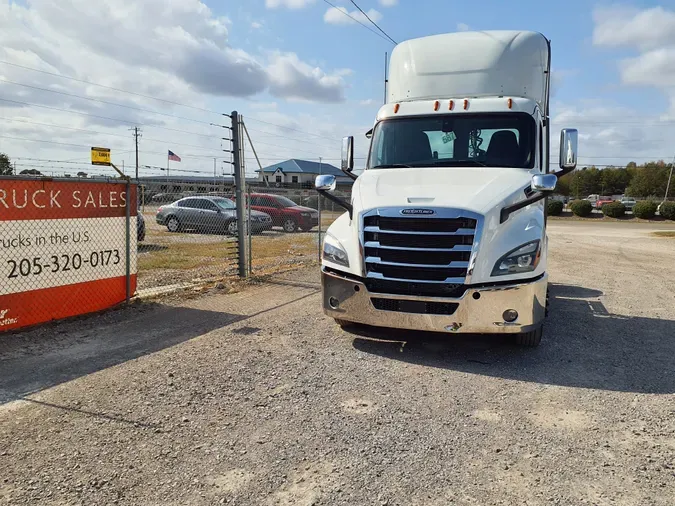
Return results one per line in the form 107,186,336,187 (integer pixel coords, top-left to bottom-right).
354,167,534,215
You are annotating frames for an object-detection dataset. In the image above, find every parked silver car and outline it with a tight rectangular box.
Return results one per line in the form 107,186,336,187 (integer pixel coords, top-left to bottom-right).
620,197,637,210
156,196,272,235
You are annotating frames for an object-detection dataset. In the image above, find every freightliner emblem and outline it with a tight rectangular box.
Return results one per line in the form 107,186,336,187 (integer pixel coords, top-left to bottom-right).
400,209,435,215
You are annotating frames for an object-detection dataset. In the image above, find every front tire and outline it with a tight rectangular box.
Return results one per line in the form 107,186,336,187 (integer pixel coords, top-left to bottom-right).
514,325,543,347
282,218,298,233
226,220,238,236
166,216,181,233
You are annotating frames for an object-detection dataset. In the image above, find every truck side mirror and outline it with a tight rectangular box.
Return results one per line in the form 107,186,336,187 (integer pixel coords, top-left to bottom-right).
341,136,354,172
531,173,558,193
315,174,337,192
559,128,578,170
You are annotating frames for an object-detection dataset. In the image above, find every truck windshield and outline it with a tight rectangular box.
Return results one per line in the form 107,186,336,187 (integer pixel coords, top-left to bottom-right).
367,113,536,169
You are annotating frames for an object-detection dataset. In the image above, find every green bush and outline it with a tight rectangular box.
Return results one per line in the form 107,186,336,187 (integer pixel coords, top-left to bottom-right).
633,200,658,219
601,201,625,218
547,199,564,216
659,201,675,220
569,199,593,217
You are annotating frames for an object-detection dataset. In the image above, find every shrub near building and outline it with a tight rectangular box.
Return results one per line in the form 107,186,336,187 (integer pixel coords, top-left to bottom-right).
633,200,658,219
659,201,675,220
601,201,625,218
569,199,593,217
547,199,564,216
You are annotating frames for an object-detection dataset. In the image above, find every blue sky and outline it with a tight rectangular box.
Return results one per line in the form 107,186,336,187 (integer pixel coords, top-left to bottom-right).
1,0,674,176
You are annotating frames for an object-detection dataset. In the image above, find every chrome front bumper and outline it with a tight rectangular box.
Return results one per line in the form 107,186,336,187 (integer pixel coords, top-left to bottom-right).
322,269,547,334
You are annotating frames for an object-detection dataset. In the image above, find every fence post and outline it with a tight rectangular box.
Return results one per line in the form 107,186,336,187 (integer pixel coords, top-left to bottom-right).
247,186,252,276
232,111,247,277
125,178,131,302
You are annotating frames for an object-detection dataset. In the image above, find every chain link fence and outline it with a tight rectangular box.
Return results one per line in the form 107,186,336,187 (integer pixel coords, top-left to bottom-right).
242,183,351,277
137,178,240,294
0,166,351,332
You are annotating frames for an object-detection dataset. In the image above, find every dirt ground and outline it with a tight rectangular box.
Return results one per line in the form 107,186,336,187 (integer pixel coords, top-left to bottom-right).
1,221,674,505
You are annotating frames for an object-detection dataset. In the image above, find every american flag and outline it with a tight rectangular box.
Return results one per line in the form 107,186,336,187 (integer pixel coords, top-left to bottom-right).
168,150,181,162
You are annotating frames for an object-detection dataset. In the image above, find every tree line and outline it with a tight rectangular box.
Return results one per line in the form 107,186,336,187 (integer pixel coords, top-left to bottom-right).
557,160,674,200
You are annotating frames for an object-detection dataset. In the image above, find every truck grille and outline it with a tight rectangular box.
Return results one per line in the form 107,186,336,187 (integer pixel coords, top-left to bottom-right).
362,210,480,287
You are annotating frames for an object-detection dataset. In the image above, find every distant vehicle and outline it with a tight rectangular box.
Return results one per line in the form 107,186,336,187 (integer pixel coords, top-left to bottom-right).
156,196,272,235
620,197,637,210
232,193,319,233
595,196,614,209
585,194,600,207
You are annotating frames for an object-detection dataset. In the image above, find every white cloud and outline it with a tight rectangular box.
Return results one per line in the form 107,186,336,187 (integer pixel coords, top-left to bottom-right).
359,99,376,106
324,6,383,26
0,0,355,176
267,52,347,102
251,21,263,29
0,0,349,103
457,23,470,32
265,0,316,8
592,6,675,50
592,5,675,116
379,0,398,6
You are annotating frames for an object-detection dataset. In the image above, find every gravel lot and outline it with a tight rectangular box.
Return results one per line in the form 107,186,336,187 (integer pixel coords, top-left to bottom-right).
1,221,674,505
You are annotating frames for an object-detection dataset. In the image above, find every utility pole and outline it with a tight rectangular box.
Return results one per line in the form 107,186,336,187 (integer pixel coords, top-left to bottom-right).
130,127,142,180
664,156,674,205
231,111,247,277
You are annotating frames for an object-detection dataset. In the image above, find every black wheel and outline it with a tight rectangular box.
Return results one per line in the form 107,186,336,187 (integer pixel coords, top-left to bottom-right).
226,220,238,236
282,217,298,233
166,215,181,232
514,325,543,347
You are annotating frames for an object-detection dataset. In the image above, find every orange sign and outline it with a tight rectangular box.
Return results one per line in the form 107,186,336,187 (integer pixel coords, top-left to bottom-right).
0,179,138,332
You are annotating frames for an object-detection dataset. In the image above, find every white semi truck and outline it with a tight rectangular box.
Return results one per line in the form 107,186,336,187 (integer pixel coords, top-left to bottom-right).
315,30,578,346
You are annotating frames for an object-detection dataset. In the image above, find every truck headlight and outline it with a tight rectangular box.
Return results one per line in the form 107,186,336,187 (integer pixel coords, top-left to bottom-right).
322,234,349,267
491,240,541,276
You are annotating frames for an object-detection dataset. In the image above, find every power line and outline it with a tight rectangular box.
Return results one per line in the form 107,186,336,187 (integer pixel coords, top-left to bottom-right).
0,98,221,139
0,60,228,117
244,117,341,143
249,138,338,158
0,135,230,159
245,126,340,148
348,0,397,44
0,78,221,127
4,117,226,152
321,0,393,44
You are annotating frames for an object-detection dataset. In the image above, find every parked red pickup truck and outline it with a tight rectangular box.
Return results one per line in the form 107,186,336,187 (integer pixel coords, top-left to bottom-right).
231,193,319,233
595,196,614,209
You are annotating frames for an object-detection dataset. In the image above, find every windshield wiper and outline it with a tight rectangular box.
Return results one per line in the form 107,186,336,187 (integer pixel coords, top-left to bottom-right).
370,163,414,169
429,160,488,167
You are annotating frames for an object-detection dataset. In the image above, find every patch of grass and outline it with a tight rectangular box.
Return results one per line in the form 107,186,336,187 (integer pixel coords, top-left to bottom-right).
251,233,316,260
139,241,237,271
652,231,675,238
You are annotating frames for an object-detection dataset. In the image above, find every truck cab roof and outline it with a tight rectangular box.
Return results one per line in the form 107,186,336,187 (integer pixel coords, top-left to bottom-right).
388,30,550,110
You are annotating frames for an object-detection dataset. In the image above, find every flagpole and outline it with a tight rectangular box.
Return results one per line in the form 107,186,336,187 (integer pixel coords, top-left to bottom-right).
166,152,170,186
